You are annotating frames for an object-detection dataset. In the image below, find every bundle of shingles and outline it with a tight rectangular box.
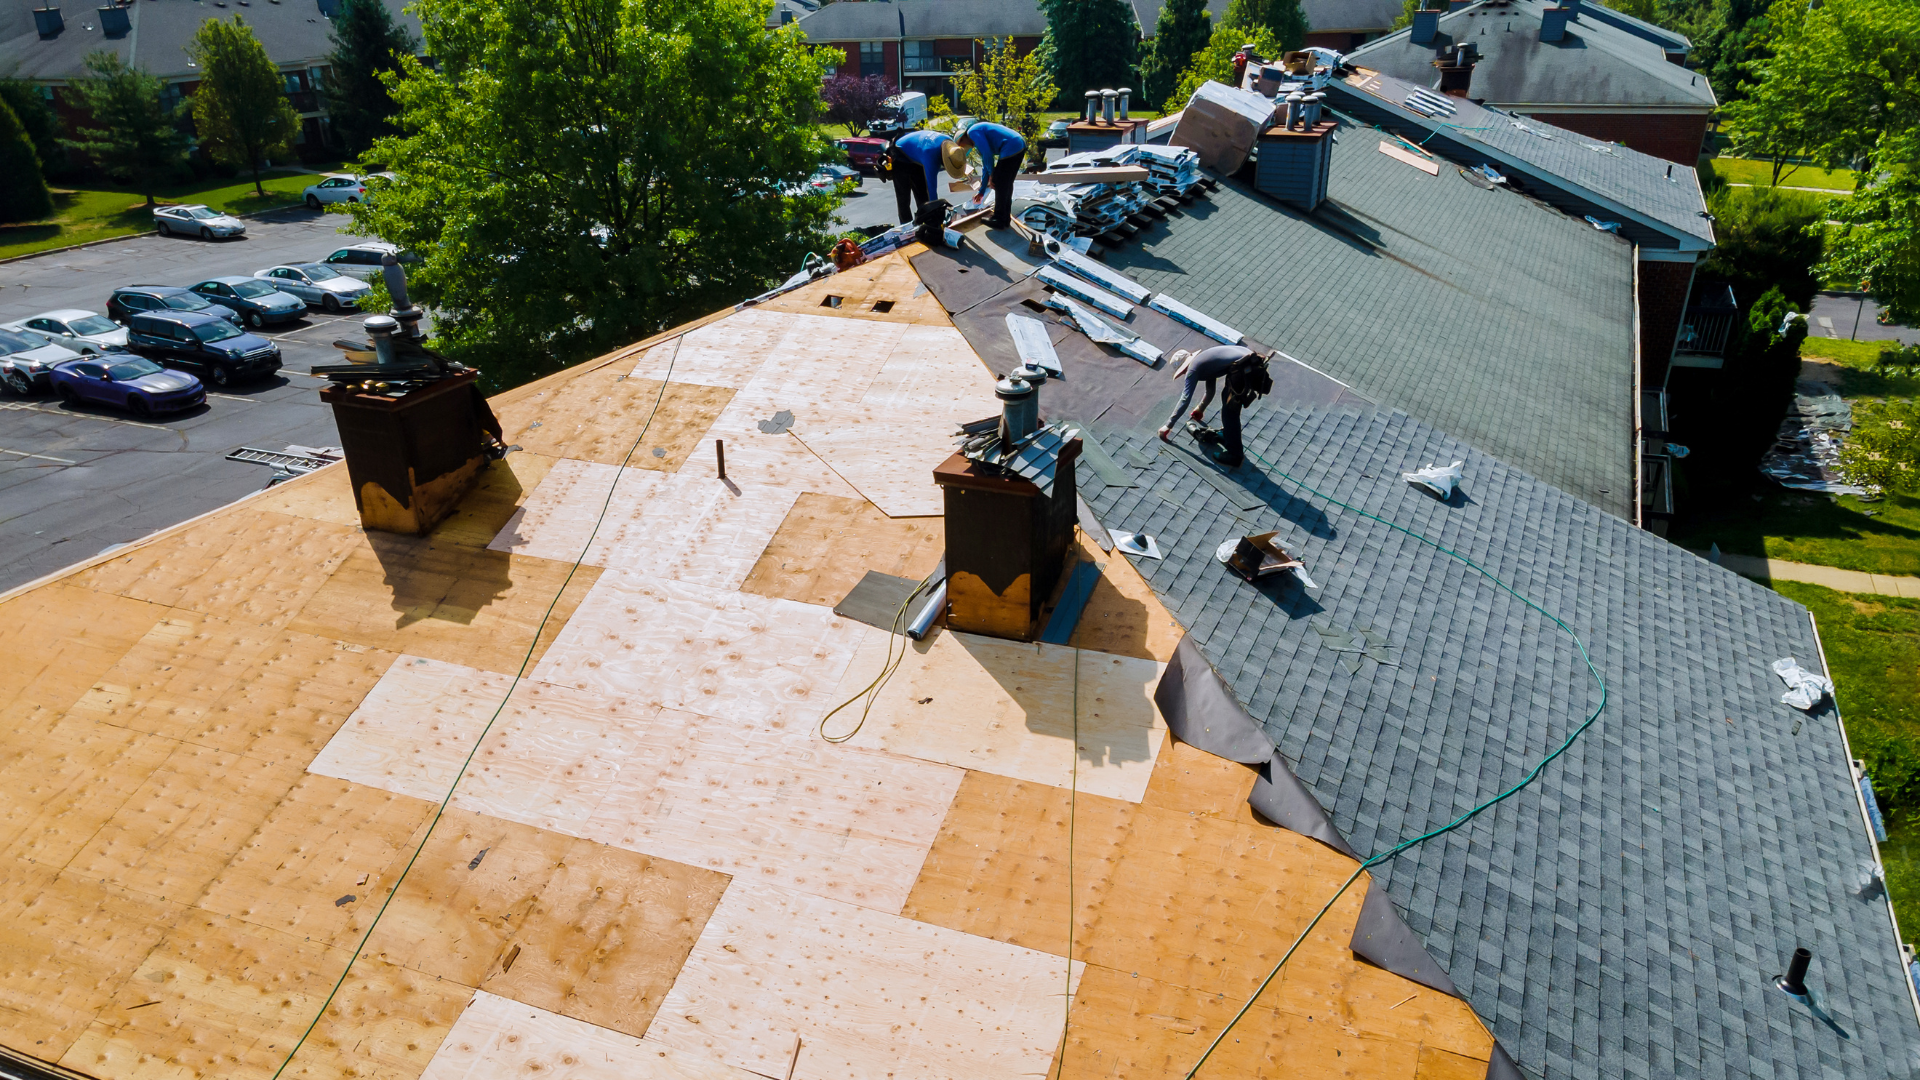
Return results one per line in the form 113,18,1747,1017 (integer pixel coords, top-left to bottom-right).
1014,145,1207,241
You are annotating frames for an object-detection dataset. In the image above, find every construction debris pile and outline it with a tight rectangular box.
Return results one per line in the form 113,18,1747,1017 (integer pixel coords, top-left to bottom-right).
1015,146,1211,244
1760,380,1865,495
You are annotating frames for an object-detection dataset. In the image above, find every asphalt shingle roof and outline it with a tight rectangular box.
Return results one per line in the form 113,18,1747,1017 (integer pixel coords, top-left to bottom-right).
1345,0,1716,109
1076,394,1920,1080
1101,122,1637,518
796,0,1046,41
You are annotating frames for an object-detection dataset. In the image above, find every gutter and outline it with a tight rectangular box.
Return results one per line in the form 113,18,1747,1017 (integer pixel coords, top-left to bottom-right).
1632,248,1643,528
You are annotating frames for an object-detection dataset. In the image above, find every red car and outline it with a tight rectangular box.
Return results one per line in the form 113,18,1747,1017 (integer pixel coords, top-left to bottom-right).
836,137,888,174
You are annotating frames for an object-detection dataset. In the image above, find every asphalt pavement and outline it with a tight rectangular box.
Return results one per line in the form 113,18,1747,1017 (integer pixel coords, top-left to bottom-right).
1807,291,1920,346
0,206,373,592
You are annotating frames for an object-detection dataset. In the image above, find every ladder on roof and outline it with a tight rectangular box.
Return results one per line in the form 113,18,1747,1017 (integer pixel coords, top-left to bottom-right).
225,447,336,474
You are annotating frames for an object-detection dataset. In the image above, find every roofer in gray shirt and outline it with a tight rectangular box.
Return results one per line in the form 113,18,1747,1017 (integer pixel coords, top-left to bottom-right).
1159,345,1273,468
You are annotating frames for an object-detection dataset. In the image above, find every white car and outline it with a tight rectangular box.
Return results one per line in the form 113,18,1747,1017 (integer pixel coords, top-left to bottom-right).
302,173,393,209
6,309,129,355
0,326,84,394
254,263,375,312
153,203,246,240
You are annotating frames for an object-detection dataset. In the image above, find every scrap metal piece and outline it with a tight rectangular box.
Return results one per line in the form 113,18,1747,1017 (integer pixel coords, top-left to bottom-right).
1005,314,1062,375
1035,264,1135,319
1048,244,1152,302
1148,292,1243,344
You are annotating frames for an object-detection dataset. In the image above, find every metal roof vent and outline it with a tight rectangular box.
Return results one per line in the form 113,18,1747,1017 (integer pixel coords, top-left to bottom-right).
1776,947,1812,1002
32,6,63,36
98,4,130,36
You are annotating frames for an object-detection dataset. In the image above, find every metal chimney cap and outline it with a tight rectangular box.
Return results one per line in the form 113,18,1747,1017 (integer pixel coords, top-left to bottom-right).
381,251,400,266
995,374,1035,400
362,314,400,336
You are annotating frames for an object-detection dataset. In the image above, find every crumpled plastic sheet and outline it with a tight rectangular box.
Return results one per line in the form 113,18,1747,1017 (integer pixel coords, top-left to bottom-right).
1772,656,1834,712
1403,460,1463,499
1759,382,1866,495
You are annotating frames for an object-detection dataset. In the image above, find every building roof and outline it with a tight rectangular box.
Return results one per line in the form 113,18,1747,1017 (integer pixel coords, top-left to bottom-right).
1102,121,1639,519
0,0,420,82
1344,0,1716,110
1070,383,1920,1080
0,247,1502,1080
795,0,1046,42
1329,66,1715,249
1301,0,1406,33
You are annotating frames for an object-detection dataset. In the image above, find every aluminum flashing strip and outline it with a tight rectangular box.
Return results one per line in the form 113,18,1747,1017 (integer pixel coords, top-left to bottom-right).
1035,264,1135,319
1005,313,1062,375
1148,293,1244,345
1151,635,1274,764
1050,246,1152,303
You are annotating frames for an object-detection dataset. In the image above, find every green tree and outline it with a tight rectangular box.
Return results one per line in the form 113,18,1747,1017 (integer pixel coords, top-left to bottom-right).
1035,0,1138,104
1139,0,1212,112
322,0,419,157
190,17,300,196
952,39,1058,167
1223,0,1305,50
0,95,54,222
62,52,190,205
1168,25,1283,108
345,0,838,389
0,80,65,178
1698,186,1825,309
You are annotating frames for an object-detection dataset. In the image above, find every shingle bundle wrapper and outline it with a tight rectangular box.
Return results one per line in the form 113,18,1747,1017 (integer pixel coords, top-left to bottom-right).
1403,460,1464,498
1771,657,1833,711
1046,295,1163,366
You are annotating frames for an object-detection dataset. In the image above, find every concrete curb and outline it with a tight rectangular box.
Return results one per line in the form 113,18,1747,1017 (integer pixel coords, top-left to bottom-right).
0,200,311,267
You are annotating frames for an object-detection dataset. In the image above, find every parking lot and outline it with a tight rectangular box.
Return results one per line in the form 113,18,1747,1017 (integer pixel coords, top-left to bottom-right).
0,206,386,591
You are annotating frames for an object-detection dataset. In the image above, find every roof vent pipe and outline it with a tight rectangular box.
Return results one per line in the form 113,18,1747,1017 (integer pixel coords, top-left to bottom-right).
1084,89,1099,122
1304,91,1325,125
1410,6,1439,42
1285,91,1305,129
1101,88,1116,123
996,375,1039,443
97,4,128,34
32,6,63,36
1117,87,1131,120
1540,5,1571,41
363,315,400,366
1777,947,1813,1001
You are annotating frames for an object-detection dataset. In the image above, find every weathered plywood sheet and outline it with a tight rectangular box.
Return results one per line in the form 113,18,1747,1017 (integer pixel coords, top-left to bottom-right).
740,493,944,608
0,584,172,734
831,628,1167,802
753,253,952,327
858,324,999,415
0,713,175,867
420,991,764,1080
648,883,1083,1080
628,309,795,389
1138,738,1263,828
787,407,960,519
495,364,735,470
278,958,477,1080
308,655,509,805
532,573,865,732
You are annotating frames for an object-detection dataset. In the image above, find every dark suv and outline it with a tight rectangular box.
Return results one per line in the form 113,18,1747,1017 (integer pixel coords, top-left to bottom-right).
106,285,243,327
125,310,282,386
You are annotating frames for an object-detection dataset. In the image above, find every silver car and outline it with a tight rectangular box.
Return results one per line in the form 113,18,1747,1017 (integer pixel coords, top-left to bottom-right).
0,326,85,394
6,309,129,354
253,263,374,313
320,242,418,282
154,203,247,240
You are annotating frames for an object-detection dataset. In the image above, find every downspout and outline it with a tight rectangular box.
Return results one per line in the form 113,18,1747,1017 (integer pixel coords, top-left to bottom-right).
1632,247,1644,529
1660,255,1701,393
897,6,906,92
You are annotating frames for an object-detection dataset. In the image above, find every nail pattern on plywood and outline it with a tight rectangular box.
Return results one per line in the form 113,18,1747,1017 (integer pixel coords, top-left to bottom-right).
420,991,764,1080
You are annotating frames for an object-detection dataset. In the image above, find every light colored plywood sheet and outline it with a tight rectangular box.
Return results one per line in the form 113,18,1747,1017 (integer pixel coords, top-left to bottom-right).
857,324,998,415
734,312,904,406
278,958,476,1080
71,509,364,630
1068,537,1185,663
1052,965,1428,1080
627,309,795,389
831,628,1167,803
0,584,172,736
0,862,184,1062
58,909,350,1080
253,455,562,547
752,253,952,327
740,493,944,608
476,835,731,1039
647,883,1083,1080
1138,738,1262,828
420,991,764,1080
244,464,363,529
68,742,304,907
288,540,602,677
787,408,959,518
532,572,866,732
902,771,1134,959
308,655,511,805
197,774,438,950
494,365,735,470
0,713,175,867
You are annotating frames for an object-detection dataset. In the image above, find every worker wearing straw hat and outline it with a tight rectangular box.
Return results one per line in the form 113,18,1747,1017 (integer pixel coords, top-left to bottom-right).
951,119,1026,230
890,128,953,224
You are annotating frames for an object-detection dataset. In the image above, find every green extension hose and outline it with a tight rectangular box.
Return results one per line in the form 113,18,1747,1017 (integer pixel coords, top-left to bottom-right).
1179,444,1609,1079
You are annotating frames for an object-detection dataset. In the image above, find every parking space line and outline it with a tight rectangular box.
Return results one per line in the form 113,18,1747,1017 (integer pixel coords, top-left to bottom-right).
205,392,256,402
1,401,174,429
0,447,76,464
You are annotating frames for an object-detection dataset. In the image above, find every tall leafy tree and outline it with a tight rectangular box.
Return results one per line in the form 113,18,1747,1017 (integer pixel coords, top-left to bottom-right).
345,0,838,388
0,95,54,222
1035,0,1138,104
821,73,895,136
62,52,190,205
190,17,300,196
1139,0,1211,111
952,38,1058,167
1168,25,1283,107
322,0,418,157
0,80,65,177
1224,0,1306,51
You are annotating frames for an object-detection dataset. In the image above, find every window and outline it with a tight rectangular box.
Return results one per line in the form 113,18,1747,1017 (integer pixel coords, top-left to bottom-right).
904,39,936,73
859,40,885,77
75,362,107,379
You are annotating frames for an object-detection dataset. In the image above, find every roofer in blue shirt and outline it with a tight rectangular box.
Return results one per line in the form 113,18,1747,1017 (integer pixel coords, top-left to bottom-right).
953,120,1027,230
890,128,952,225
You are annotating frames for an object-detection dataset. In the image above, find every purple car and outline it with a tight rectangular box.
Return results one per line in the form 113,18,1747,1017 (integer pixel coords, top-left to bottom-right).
50,355,206,416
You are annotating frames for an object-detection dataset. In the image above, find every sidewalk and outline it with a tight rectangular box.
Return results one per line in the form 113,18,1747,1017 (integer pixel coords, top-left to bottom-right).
1700,550,1920,598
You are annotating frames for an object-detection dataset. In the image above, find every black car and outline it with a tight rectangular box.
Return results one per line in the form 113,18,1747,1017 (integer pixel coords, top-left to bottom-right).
125,310,282,386
106,285,243,327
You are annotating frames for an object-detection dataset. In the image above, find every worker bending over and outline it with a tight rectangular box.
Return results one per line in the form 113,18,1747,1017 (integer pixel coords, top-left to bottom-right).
1158,345,1272,468
950,120,1027,230
891,129,953,225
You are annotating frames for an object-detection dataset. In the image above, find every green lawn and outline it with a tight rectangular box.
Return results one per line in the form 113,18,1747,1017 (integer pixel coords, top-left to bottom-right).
1702,155,1859,192
0,170,331,261
1772,581,1920,936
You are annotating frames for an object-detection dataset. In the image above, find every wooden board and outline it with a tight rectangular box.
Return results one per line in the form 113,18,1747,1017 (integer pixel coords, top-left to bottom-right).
751,252,953,327
830,628,1168,803
0,713,176,868
1378,140,1442,176
288,539,602,677
493,367,735,470
740,493,944,608
196,774,438,950
647,883,1082,1080
531,572,867,732
902,771,1135,959
419,991,764,1080
307,655,512,805
1137,738,1262,828
0,584,174,735
627,309,797,389
787,408,961,519
277,958,476,1080
1067,536,1185,663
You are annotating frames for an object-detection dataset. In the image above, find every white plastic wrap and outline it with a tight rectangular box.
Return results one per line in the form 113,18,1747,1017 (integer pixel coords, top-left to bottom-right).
1403,460,1464,498
1771,657,1834,712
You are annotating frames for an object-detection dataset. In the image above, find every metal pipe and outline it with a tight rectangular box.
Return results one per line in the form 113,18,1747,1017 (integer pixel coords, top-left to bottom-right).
905,580,946,639
380,251,411,311
1084,90,1099,122
1101,89,1116,123
1286,92,1306,129
1780,948,1812,998
364,314,399,365
1117,87,1131,120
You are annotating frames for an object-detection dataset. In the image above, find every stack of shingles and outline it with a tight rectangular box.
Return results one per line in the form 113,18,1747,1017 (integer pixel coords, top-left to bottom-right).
1020,146,1213,245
